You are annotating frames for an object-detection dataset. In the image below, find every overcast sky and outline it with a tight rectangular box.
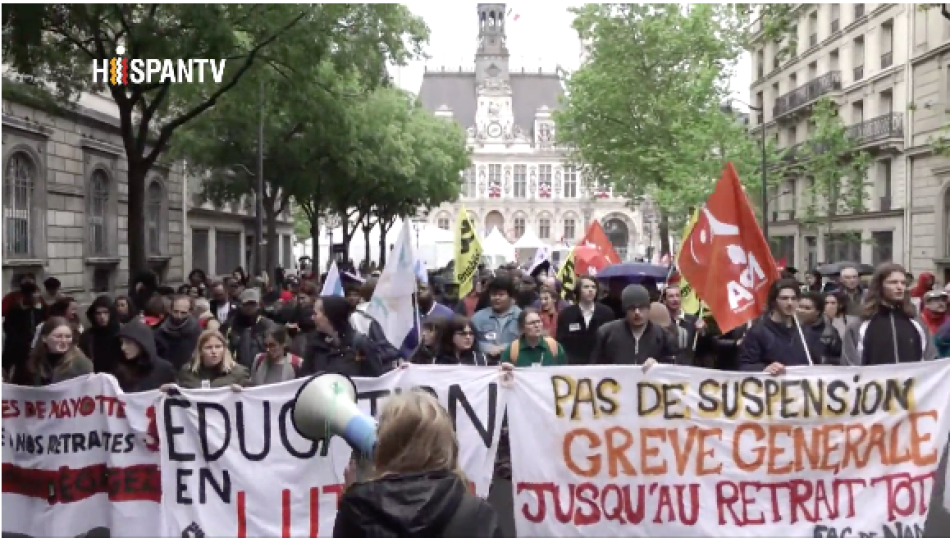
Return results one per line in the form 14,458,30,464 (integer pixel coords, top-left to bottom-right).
396,2,752,109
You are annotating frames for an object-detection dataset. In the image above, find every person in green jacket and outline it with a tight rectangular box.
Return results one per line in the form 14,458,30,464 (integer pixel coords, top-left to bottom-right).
500,308,568,367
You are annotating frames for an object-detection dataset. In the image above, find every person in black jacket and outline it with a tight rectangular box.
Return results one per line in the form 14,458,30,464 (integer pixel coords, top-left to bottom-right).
112,319,176,392
303,296,382,378
79,295,122,373
333,390,502,538
154,295,202,370
739,279,820,374
796,290,843,365
556,276,615,364
224,289,276,368
591,284,677,366
433,315,492,366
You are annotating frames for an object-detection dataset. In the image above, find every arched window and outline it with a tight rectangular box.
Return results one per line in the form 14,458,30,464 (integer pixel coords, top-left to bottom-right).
3,152,36,256
88,170,110,256
146,180,163,255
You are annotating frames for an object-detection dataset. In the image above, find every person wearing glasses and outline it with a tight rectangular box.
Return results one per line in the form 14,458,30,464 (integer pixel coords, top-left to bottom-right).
9,316,92,386
435,315,491,366
499,308,567,367
249,325,303,385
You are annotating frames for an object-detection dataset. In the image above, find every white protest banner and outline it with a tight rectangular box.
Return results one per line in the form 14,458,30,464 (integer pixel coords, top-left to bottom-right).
158,365,504,538
506,362,950,537
2,374,164,537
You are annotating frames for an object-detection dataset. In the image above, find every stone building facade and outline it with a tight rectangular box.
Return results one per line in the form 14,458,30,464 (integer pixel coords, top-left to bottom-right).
748,3,913,270
183,174,296,280
418,3,644,261
2,89,185,299
906,10,950,282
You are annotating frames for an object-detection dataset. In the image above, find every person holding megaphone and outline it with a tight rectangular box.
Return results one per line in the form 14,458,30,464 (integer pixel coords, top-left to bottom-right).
291,375,503,537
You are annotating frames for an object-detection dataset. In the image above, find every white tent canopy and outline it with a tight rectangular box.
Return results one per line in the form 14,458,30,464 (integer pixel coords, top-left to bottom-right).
481,227,516,268
513,227,545,249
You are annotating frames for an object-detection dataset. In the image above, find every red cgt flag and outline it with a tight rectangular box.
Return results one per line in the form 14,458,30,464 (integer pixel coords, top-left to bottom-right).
575,221,620,276
678,163,778,333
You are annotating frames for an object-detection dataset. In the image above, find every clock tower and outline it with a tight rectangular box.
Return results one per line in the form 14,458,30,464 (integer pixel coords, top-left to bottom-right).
473,3,515,143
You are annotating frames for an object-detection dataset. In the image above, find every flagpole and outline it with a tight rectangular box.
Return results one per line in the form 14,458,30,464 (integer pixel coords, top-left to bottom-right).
691,305,705,351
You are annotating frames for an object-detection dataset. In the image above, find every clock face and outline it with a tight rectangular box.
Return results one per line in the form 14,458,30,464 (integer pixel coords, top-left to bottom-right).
487,122,502,138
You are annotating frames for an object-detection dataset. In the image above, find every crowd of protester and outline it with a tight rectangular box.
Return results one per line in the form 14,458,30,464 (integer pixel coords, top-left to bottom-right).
2,258,949,537
3,259,949,389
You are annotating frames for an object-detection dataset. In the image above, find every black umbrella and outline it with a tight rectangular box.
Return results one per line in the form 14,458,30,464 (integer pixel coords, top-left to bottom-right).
816,262,874,277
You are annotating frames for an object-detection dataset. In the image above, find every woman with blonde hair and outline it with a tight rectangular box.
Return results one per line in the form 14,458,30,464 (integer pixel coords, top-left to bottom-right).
333,390,502,537
165,330,249,391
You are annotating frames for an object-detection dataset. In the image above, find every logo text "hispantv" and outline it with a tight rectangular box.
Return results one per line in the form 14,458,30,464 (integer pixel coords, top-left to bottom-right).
92,46,227,86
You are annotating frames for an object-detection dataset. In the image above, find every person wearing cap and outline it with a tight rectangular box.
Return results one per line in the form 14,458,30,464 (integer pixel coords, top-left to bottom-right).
590,284,677,367
222,288,276,369
919,289,947,335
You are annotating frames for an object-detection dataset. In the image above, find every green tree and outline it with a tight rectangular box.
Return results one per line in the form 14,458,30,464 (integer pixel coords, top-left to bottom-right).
292,206,311,245
556,4,770,254
1,4,427,278
789,97,871,255
368,104,469,265
171,60,363,275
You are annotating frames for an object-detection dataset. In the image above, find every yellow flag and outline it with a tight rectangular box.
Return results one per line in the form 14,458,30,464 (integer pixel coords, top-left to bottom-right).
454,206,483,298
556,248,576,300
676,209,702,315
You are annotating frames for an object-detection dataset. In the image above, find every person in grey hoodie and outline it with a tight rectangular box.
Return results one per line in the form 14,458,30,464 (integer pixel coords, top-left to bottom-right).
154,295,202,370
841,263,937,365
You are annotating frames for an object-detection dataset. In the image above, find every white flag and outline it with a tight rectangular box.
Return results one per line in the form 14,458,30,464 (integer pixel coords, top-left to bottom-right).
366,225,418,348
528,246,551,275
320,261,344,297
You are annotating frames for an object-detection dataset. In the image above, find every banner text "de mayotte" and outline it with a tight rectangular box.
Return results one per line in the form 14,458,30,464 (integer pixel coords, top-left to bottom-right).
92,59,227,85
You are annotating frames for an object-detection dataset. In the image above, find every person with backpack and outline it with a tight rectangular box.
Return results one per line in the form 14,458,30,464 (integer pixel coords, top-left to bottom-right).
250,325,303,386
499,308,567,367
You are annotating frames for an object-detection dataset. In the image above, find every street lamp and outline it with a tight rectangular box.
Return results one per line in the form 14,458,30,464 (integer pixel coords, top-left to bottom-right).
727,99,769,240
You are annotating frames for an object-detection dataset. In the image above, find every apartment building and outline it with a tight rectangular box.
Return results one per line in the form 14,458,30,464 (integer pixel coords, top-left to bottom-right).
906,8,950,282
2,88,187,298
184,174,296,280
749,3,911,270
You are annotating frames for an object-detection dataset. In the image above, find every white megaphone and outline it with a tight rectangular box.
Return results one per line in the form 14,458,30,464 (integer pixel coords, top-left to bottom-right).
291,372,377,459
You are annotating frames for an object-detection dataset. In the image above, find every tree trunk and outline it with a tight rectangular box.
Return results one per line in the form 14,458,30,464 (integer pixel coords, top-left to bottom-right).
379,226,389,267
127,163,147,291
342,217,354,261
362,225,372,265
310,219,320,271
659,214,672,258
264,205,279,277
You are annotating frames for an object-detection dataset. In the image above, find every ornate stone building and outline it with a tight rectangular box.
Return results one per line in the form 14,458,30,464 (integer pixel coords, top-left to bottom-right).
2,89,185,299
418,3,643,260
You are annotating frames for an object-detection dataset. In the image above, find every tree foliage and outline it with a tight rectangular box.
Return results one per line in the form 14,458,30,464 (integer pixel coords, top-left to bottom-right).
1,3,428,277
321,88,469,265
556,4,779,250
790,97,871,236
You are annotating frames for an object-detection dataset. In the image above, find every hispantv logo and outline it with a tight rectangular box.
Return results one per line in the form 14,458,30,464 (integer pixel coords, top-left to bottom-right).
93,46,227,86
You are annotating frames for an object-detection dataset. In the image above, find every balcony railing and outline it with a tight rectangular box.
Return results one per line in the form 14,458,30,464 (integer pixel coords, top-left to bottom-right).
773,71,842,117
853,65,864,81
846,112,904,144
831,19,840,33
854,4,865,18
881,51,893,69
